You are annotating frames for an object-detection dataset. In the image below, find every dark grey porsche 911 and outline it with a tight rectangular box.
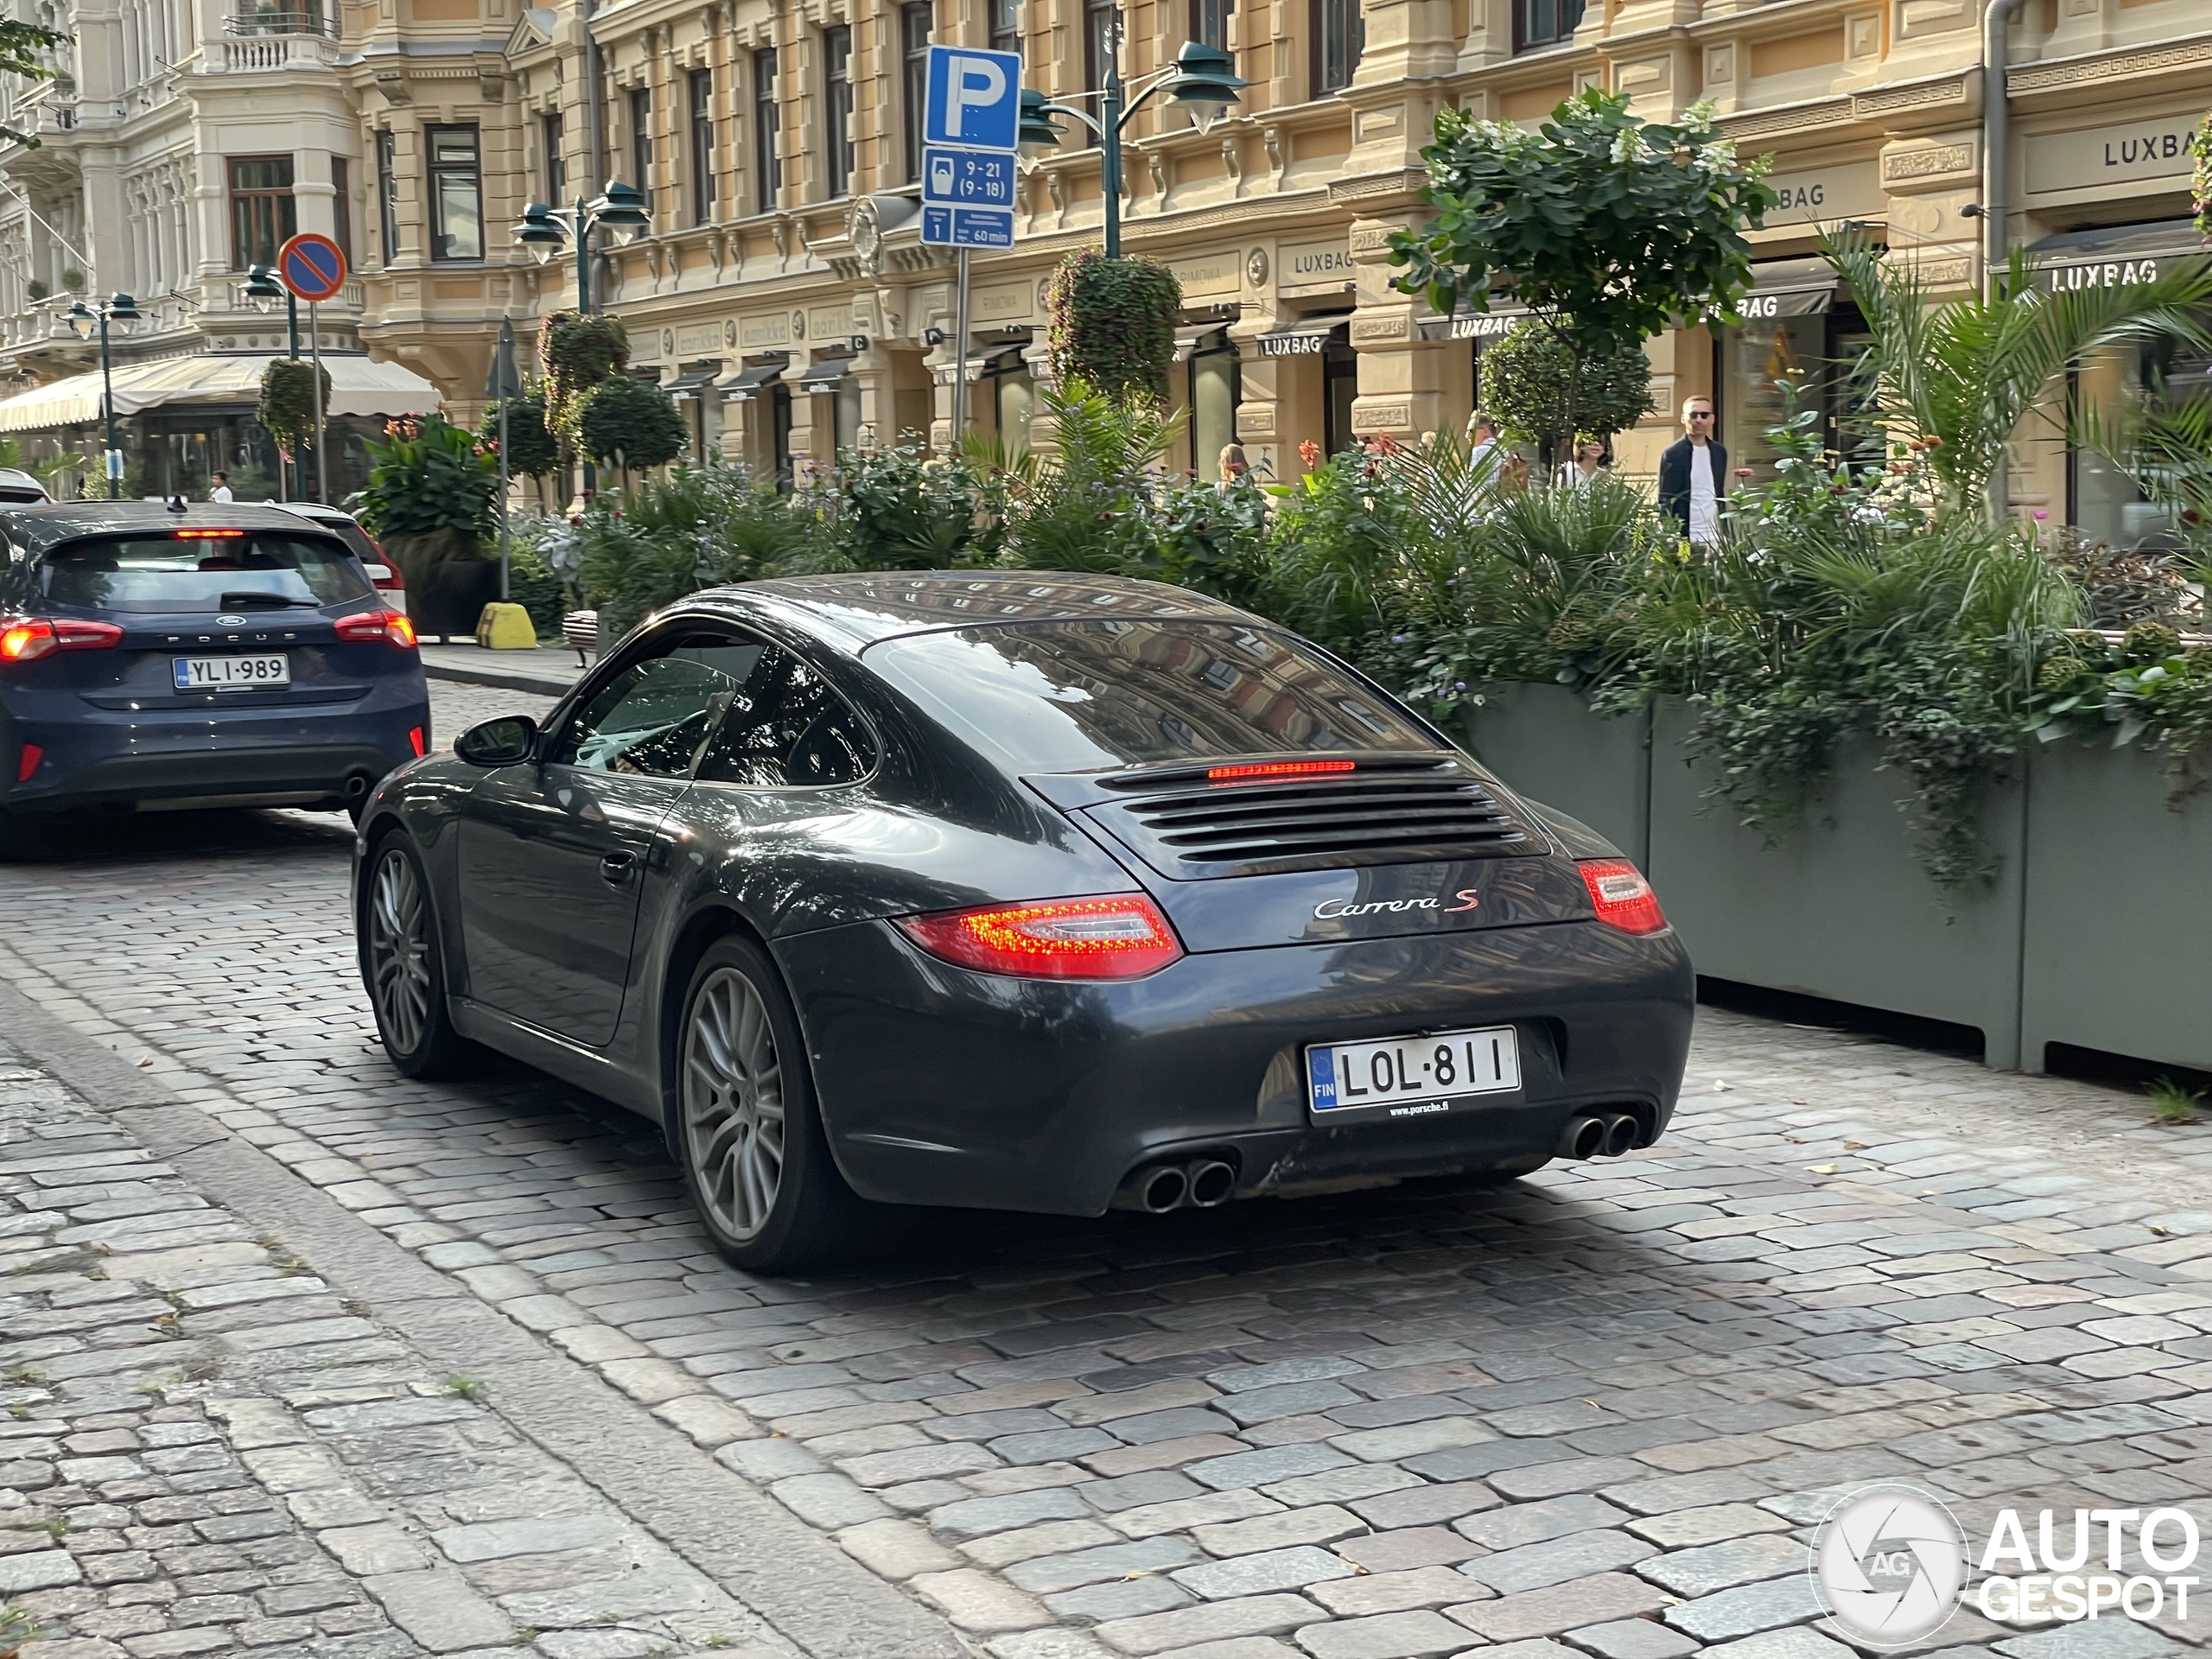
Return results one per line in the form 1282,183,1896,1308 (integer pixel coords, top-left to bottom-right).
353,572,1692,1270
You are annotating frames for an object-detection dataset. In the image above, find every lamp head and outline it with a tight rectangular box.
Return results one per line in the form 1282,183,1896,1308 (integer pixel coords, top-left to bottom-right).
1017,87,1065,149
242,264,283,314
1162,40,1246,106
107,293,140,328
513,201,568,263
66,299,92,340
591,181,652,245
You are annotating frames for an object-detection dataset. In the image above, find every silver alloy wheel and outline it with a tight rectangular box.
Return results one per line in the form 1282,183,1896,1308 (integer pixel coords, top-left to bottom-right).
366,847,431,1055
683,965,785,1241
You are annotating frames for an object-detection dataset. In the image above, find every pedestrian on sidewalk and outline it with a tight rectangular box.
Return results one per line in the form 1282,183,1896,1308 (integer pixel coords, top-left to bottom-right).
208,471,232,504
1657,396,1726,546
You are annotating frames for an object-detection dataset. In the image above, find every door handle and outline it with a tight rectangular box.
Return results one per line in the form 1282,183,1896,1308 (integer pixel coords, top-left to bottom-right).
600,850,637,886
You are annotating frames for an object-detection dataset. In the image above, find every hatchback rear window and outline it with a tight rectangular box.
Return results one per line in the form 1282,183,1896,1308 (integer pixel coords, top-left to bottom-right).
41,531,372,613
863,620,1436,772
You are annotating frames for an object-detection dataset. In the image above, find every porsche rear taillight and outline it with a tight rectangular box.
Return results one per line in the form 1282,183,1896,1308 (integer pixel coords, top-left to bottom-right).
1578,858,1667,935
334,607,418,650
0,614,123,664
896,893,1185,981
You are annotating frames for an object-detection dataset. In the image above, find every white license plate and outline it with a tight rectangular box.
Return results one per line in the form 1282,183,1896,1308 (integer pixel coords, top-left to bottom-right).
1306,1024,1521,1117
174,654,289,691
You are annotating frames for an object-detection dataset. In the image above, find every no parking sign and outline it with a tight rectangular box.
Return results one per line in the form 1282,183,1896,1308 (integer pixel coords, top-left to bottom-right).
276,232,347,302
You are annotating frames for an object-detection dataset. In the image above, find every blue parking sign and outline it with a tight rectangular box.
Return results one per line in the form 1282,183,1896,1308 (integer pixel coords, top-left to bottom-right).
922,206,1014,249
924,45,1021,153
923,148,1014,208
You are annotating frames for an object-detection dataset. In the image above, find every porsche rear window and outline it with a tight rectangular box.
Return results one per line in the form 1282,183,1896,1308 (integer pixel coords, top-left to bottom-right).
864,620,1435,771
41,532,371,613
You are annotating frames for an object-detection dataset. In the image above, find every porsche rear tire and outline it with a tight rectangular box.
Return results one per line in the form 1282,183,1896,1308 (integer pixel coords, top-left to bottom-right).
671,936,874,1273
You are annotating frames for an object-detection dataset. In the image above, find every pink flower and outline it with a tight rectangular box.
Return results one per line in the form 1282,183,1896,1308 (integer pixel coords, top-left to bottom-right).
1732,467,1752,479
2032,510,2049,520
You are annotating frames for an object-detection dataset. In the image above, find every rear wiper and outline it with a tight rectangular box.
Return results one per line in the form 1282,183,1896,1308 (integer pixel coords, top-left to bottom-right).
219,592,319,610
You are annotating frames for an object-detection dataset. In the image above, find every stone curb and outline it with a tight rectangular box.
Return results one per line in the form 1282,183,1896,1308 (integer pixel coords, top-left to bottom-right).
419,654,580,696
0,976,972,1659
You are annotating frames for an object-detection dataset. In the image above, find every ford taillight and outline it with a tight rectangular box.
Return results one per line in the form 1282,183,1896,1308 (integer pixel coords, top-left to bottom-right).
334,607,418,650
0,615,124,664
1578,858,1667,935
896,893,1185,981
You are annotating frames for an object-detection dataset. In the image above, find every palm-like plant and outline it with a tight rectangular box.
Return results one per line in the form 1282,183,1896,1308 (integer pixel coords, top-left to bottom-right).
1823,231,2212,514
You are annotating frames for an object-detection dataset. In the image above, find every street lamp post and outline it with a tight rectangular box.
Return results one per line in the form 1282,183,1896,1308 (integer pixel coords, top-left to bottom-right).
1018,40,1244,261
67,293,142,500
243,265,302,500
511,183,651,501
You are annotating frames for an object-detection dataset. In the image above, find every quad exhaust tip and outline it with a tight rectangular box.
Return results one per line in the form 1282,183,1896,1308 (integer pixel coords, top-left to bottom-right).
1559,1112,1643,1160
1110,1156,1238,1213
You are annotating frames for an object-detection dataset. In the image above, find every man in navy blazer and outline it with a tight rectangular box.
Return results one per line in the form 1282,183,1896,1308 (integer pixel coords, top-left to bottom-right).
1657,395,1727,544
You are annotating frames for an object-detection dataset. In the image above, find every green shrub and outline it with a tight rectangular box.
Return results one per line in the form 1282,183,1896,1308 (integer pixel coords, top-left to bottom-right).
256,358,333,454
576,466,810,638
356,416,498,543
1478,321,1653,454
480,386,562,480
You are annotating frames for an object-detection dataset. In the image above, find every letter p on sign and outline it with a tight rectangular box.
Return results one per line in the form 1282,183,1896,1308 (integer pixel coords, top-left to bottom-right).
925,44,1021,153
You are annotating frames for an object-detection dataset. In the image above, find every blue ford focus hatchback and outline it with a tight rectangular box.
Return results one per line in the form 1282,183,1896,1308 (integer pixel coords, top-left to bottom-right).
0,502,429,855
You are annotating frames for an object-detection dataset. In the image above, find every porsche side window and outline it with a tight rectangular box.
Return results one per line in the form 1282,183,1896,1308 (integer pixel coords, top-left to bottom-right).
694,645,877,788
555,639,761,778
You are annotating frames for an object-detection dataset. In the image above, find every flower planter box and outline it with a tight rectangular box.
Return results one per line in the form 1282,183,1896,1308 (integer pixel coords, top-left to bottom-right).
2018,738,2212,1075
1644,700,2027,1068
1464,683,1651,868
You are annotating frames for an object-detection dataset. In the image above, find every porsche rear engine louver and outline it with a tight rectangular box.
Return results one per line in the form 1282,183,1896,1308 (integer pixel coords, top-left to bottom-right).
1088,761,1540,878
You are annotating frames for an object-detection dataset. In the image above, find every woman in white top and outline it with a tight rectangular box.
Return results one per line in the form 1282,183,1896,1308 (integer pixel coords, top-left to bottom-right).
1554,435,1607,490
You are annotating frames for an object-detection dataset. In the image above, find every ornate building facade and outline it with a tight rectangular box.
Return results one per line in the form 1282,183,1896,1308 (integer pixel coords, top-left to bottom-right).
0,0,2204,524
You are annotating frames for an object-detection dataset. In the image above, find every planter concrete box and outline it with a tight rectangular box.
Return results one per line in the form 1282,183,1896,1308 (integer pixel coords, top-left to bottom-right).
1645,701,2026,1068
1464,683,1651,868
2019,739,2212,1075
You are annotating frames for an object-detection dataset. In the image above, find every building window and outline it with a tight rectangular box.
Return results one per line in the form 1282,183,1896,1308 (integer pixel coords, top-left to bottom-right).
1313,0,1361,92
543,111,565,205
903,2,931,185
629,86,652,205
426,125,482,261
989,0,1020,59
689,69,715,225
823,26,854,199
1514,0,1583,51
753,48,779,212
376,130,399,265
229,156,296,271
330,156,352,272
1192,0,1228,51
1084,0,1116,143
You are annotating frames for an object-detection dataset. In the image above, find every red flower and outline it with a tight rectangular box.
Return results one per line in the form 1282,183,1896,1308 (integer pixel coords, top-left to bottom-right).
1298,440,1321,470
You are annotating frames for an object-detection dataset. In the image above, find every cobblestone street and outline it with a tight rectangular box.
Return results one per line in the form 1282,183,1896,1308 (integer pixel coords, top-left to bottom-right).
0,677,2208,1659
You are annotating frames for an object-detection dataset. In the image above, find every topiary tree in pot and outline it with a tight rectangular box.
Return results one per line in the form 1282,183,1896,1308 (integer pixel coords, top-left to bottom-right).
478,383,562,505
1479,321,1652,465
538,312,631,482
356,415,501,636
578,374,688,487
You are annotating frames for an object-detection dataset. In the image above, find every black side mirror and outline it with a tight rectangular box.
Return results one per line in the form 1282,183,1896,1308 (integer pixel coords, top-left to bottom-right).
454,715,538,767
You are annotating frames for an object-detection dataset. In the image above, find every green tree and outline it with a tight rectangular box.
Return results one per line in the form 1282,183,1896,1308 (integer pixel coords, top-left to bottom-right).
0,17,70,149
1824,232,2212,515
578,374,689,477
1478,321,1652,456
1389,88,1774,444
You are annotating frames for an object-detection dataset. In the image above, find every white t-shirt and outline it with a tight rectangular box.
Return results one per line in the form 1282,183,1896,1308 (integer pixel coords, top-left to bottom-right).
209,485,233,503
1687,442,1718,543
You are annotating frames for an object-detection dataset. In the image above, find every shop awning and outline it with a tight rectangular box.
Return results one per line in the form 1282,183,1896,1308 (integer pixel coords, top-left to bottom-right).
0,353,443,435
797,358,854,393
664,363,721,398
718,360,785,402
1173,326,1230,362
1733,257,1840,319
1416,306,1531,342
2030,219,2209,291
1255,316,1349,358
